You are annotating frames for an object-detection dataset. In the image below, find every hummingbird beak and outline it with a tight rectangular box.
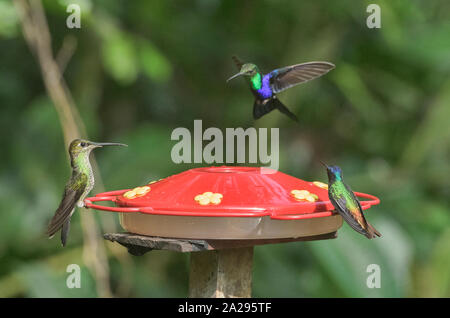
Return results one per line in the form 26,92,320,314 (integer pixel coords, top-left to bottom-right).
90,142,128,148
227,72,245,82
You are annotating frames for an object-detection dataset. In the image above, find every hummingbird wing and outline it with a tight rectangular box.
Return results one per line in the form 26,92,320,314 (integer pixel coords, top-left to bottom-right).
329,184,372,238
46,172,87,238
269,62,335,94
354,194,382,238
344,183,381,237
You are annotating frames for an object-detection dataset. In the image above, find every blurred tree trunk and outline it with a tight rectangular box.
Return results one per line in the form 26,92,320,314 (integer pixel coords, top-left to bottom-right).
13,0,113,297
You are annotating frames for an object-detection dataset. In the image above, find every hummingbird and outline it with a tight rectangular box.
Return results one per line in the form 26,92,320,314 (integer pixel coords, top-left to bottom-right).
47,139,127,246
227,56,335,122
322,163,381,239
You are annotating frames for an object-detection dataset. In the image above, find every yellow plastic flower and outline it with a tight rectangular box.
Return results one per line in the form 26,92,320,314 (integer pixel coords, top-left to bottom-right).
148,178,164,185
195,192,223,205
312,181,329,190
290,189,319,202
123,186,151,199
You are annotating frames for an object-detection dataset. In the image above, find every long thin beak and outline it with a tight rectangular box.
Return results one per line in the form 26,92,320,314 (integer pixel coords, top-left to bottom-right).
90,142,128,148
227,72,245,82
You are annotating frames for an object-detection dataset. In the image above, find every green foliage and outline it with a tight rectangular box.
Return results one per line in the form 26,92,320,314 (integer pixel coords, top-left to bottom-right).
101,32,139,85
0,1,19,38
0,0,449,297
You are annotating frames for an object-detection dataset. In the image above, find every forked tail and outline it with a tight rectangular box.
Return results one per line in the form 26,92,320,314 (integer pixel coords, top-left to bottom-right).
253,98,298,122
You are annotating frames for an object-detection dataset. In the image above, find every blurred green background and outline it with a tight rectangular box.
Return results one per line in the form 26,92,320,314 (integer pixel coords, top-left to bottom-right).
0,0,449,297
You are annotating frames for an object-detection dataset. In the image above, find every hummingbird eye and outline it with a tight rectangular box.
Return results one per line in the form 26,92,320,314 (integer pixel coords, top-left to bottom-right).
80,142,86,147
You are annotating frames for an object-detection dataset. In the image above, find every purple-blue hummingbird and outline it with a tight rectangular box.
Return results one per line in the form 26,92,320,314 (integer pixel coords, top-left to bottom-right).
227,56,335,122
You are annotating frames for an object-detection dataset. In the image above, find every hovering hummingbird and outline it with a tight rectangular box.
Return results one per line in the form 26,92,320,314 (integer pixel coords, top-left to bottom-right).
47,139,127,246
227,56,335,122
322,163,381,239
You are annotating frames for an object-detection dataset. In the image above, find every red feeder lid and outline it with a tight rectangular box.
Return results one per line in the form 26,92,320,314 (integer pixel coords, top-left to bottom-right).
85,166,380,220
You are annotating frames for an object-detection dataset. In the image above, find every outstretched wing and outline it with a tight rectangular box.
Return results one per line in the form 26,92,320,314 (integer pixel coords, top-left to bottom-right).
46,173,87,238
270,61,335,93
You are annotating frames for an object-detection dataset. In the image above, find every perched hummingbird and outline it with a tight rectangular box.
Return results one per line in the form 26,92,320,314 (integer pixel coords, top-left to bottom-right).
47,139,127,246
322,163,381,239
227,56,335,122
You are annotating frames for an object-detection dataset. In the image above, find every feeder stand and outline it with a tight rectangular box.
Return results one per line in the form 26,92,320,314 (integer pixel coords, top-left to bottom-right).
102,232,337,298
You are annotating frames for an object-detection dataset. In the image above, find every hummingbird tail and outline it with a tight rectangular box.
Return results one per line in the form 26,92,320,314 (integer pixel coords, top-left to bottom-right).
253,99,277,120
61,219,71,247
273,98,299,122
254,98,299,122
367,222,382,239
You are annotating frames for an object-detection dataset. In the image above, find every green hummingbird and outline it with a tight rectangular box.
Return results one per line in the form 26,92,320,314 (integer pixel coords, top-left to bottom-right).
47,139,127,246
227,56,334,122
322,163,381,239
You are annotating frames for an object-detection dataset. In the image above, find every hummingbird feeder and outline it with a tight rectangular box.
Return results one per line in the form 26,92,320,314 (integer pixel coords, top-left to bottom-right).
85,166,380,239
84,166,380,240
